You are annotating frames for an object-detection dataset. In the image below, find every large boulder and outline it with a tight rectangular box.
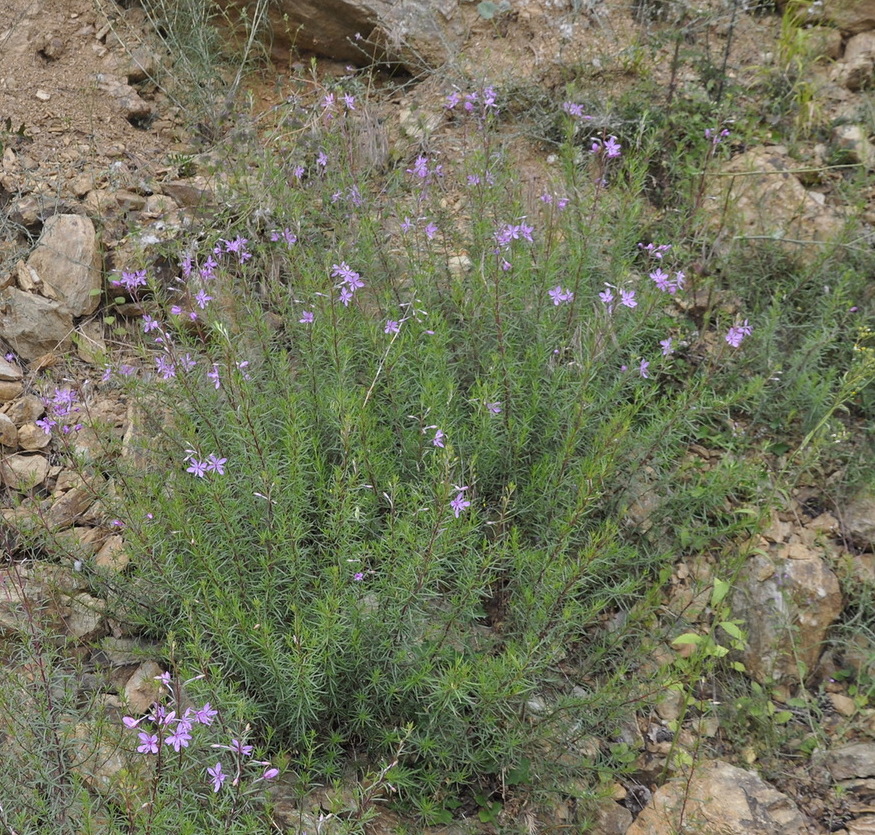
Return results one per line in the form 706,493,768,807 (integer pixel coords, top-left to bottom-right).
626,760,809,835
0,286,74,360
705,147,845,262
825,0,875,33
731,549,842,685
26,214,102,316
257,0,465,69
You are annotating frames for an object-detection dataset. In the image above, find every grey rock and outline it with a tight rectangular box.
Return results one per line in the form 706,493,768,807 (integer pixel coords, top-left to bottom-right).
731,550,842,685
0,453,49,490
123,660,165,714
0,286,74,360
65,592,106,640
833,124,875,167
0,412,17,447
826,743,875,780
845,490,875,546
0,356,23,381
4,394,44,426
26,214,102,316
94,73,153,122
824,0,875,33
626,760,808,835
16,422,50,451
267,0,465,69
706,147,844,262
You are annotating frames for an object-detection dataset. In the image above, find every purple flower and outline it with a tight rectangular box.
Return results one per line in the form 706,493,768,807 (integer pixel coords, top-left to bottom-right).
207,364,221,390
424,222,438,240
165,724,192,752
343,93,356,110
620,289,637,308
599,287,614,310
650,268,670,292
400,216,414,233
725,320,752,347
322,92,335,110
338,286,354,307
155,356,176,380
604,135,622,158
36,416,57,434
206,454,227,475
432,429,445,448
450,491,471,518
123,715,144,729
259,767,280,782
195,290,213,309
639,359,650,379
660,338,674,356
270,228,297,247
562,102,591,119
486,401,502,414
208,762,227,793
293,164,305,180
384,320,400,334
316,151,328,169
548,285,573,305
353,572,364,581
407,156,429,179
299,310,314,324
187,459,207,478
195,703,218,726
112,269,147,292
467,174,481,186
229,739,253,757
331,262,364,289
137,732,159,754
446,91,461,109
143,315,160,333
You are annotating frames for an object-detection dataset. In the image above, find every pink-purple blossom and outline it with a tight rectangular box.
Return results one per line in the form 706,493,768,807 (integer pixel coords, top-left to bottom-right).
450,491,471,518
725,320,753,347
548,285,574,305
137,732,159,754
208,762,227,793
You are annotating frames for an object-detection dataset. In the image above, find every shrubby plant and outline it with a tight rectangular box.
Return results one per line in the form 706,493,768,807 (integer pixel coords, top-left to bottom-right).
3,69,874,831
95,90,767,803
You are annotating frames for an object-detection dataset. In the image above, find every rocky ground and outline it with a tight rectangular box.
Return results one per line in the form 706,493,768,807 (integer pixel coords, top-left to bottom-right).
2,0,875,833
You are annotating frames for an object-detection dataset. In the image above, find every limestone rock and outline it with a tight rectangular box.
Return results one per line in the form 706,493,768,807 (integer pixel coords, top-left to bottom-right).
46,482,100,530
65,592,106,640
5,394,44,426
263,0,466,69
844,490,875,546
94,73,153,123
17,422,50,451
625,760,808,835
0,382,23,402
833,124,875,167
0,356,23,381
825,0,875,33
0,412,17,447
731,550,842,685
706,147,844,262
26,214,102,316
0,453,49,490
95,535,130,573
826,743,875,780
123,660,165,714
0,286,74,360
68,721,152,802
